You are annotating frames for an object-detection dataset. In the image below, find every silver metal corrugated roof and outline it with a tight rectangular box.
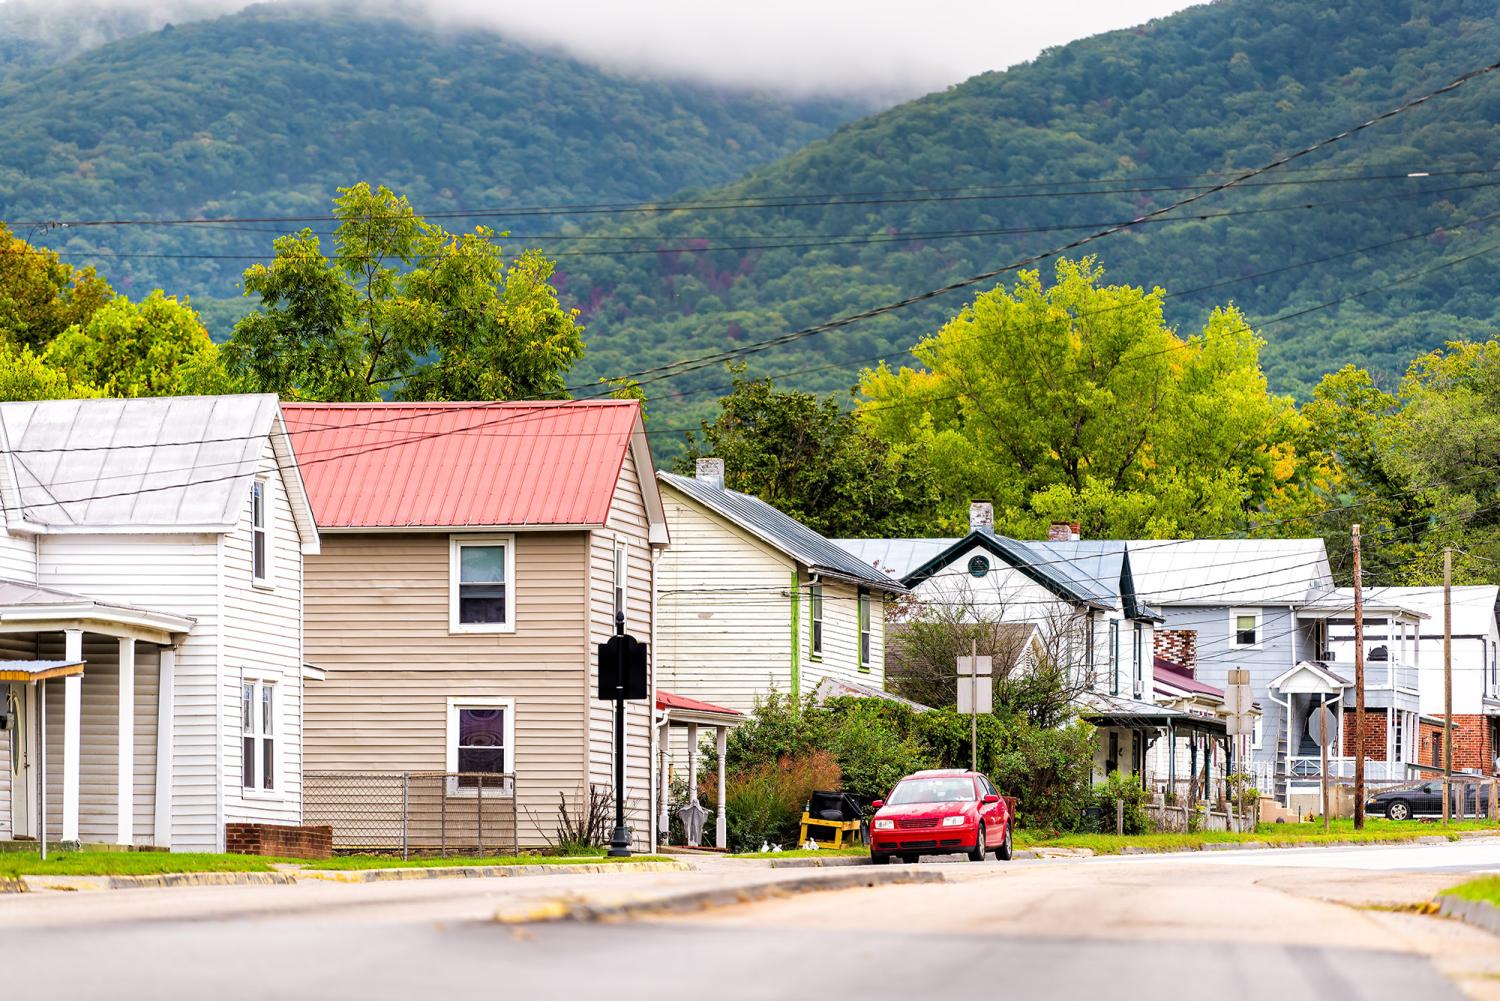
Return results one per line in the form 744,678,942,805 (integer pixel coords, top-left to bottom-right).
659,472,903,592
1124,538,1332,607
834,538,956,580
0,395,279,532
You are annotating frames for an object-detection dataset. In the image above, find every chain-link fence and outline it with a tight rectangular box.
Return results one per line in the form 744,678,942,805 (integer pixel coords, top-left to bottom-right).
303,771,518,857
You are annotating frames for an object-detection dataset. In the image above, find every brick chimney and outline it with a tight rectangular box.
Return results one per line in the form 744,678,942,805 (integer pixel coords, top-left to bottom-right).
1048,521,1081,541
969,501,994,532
695,457,725,490
1155,629,1197,675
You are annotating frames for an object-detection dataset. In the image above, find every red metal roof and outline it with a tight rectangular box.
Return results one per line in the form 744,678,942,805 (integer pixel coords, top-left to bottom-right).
1153,658,1225,698
282,401,641,529
655,690,742,716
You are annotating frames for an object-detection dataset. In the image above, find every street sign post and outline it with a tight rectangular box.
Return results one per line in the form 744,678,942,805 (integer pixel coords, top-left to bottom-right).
957,650,993,771
598,612,649,857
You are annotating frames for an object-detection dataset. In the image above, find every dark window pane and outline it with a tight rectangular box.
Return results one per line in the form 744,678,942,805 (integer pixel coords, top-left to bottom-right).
459,585,507,624
459,708,506,747
243,737,254,788
263,739,274,790
458,747,507,774
253,532,266,580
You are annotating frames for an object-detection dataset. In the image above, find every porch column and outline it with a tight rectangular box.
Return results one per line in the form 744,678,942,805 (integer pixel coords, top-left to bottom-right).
685,722,699,847
62,629,82,844
656,716,670,842
116,637,135,845
715,725,727,850
154,647,175,849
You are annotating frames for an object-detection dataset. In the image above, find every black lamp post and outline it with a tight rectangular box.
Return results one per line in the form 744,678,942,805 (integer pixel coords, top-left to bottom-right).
606,610,633,857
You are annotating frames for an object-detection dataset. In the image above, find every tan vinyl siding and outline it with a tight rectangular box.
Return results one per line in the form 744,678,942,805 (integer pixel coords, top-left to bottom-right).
656,486,794,714
303,531,591,847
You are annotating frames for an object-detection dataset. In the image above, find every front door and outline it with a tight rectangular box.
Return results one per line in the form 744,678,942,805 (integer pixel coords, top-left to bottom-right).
7,684,35,839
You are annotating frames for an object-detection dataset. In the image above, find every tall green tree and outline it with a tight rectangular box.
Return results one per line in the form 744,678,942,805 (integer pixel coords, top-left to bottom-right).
0,222,113,351
223,183,585,401
858,258,1298,538
676,371,936,537
45,291,231,397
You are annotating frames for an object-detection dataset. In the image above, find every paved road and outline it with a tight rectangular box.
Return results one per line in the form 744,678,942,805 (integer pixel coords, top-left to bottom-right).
3,842,1499,1001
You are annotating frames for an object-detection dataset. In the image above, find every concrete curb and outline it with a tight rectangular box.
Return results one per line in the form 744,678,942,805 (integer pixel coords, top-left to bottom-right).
494,868,947,924
22,871,298,892
1436,894,1500,937
761,856,870,869
297,860,691,883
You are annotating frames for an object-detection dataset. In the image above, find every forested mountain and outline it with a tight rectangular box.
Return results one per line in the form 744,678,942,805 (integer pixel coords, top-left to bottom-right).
555,0,1500,437
0,2,862,315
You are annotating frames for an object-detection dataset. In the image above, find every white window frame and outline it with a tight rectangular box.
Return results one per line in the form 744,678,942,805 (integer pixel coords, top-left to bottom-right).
1108,619,1120,695
240,678,279,798
1252,715,1264,750
449,535,517,634
251,477,272,589
1230,608,1262,649
613,540,628,624
857,590,872,671
445,696,515,798
809,582,824,660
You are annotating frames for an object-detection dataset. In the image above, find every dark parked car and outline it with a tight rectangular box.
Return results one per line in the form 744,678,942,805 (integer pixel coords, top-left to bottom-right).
1367,777,1492,820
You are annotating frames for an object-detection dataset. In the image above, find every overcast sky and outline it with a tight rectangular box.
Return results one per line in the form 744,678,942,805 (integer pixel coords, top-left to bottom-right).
421,0,1205,100
5,0,1205,99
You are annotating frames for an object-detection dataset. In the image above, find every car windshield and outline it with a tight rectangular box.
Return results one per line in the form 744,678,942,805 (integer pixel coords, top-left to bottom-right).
887,777,976,805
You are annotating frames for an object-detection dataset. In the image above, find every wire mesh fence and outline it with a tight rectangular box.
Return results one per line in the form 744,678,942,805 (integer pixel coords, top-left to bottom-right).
303,771,518,857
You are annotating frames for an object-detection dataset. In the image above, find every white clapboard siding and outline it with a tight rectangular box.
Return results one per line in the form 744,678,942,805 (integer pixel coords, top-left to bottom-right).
37,532,221,850
656,489,794,715
588,447,654,848
0,528,37,583
220,447,306,828
801,577,887,692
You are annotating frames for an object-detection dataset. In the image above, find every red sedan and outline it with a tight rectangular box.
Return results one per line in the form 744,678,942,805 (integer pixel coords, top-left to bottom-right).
868,769,1012,864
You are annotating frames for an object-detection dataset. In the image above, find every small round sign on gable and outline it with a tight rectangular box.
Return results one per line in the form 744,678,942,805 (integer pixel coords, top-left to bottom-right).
967,554,990,578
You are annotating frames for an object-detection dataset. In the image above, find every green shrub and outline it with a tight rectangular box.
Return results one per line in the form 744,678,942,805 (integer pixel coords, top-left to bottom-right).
723,750,841,852
1094,770,1151,835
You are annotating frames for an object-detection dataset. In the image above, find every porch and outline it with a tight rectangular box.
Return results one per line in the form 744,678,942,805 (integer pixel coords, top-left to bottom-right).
655,690,742,850
0,581,194,850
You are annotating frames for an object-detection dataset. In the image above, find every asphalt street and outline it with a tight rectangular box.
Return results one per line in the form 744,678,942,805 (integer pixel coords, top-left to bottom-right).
2,841,1498,1001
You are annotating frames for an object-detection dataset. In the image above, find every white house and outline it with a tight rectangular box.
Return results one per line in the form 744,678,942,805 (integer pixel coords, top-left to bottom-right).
0,395,319,852
655,460,906,714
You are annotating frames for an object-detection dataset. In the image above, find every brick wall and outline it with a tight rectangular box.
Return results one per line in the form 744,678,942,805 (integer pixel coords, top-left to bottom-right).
1425,715,1498,774
226,823,333,859
1155,629,1197,673
1419,720,1444,769
1342,709,1389,762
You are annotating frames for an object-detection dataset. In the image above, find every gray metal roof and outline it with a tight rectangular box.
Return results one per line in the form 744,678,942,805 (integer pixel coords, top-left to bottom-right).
0,395,279,532
658,472,903,592
834,538,956,580
1124,538,1332,607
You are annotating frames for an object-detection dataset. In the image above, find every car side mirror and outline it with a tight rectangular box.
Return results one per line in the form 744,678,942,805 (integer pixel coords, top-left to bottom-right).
871,799,885,810
982,794,1000,804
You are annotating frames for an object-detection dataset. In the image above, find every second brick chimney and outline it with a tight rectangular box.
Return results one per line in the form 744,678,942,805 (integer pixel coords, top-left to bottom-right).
1048,521,1082,542
969,501,994,532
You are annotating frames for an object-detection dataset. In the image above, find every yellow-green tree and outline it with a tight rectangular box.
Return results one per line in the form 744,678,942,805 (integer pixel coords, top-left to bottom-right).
0,222,113,351
44,291,231,397
858,258,1299,538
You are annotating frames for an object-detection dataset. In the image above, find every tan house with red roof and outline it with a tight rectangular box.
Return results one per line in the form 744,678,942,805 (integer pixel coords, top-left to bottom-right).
283,401,668,852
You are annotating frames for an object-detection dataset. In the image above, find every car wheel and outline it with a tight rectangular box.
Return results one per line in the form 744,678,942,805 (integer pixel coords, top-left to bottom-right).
995,824,1013,862
1385,800,1411,822
902,853,920,865
870,852,891,865
968,824,987,862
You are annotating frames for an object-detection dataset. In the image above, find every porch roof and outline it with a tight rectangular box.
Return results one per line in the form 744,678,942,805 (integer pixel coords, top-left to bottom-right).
1075,692,1228,734
1270,659,1350,694
0,578,195,642
0,658,83,682
656,689,743,727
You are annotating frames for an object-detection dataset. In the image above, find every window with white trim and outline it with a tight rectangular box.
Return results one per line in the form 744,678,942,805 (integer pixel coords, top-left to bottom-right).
857,590,872,670
241,681,275,791
1231,608,1261,647
1252,715,1263,750
613,542,628,622
251,479,269,585
809,583,824,659
1132,623,1144,695
446,698,514,791
449,536,515,632
1109,619,1120,695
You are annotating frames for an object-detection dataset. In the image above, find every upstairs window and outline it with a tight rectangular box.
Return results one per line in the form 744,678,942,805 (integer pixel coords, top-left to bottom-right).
809,583,824,659
450,536,515,633
251,479,269,585
857,590,872,670
1109,620,1120,695
1232,609,1261,647
241,681,275,792
1133,623,1144,694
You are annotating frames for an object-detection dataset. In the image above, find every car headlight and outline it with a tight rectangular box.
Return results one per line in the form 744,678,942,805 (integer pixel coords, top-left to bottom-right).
874,819,895,830
941,815,967,827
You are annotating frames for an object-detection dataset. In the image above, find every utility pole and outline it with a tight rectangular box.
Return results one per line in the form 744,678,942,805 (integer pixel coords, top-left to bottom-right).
1353,523,1367,831
1320,695,1330,832
1444,546,1453,824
